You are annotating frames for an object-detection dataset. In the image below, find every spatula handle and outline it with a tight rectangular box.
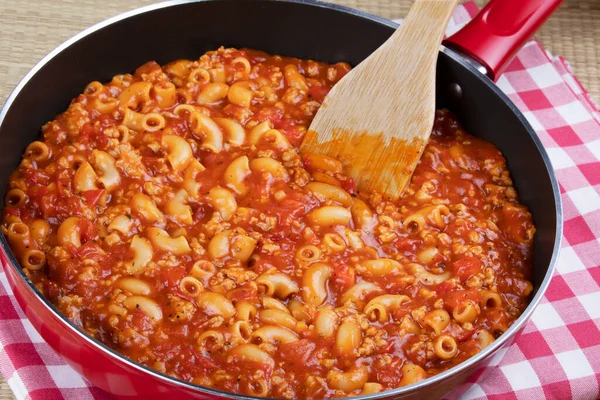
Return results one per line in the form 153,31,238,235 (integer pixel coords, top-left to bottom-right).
443,0,563,81
390,0,459,48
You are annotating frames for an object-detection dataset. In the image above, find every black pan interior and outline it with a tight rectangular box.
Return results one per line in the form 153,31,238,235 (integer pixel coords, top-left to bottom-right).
0,0,557,294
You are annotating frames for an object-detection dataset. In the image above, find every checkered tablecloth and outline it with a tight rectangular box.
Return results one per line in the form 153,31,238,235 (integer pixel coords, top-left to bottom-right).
0,2,598,399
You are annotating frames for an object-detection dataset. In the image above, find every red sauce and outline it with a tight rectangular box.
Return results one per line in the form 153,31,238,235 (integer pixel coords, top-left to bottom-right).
2,48,535,398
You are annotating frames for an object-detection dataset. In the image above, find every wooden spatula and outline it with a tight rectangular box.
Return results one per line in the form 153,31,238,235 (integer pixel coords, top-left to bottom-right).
301,0,459,200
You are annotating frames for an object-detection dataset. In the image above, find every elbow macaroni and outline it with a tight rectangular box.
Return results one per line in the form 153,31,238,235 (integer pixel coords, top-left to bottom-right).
162,135,193,172
146,227,191,255
224,155,251,195
256,270,299,299
301,263,332,306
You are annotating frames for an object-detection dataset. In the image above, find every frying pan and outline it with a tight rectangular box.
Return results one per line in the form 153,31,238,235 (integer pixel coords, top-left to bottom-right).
0,0,563,399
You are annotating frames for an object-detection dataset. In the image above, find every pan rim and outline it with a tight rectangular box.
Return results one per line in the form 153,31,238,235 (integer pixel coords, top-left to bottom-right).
0,1,563,399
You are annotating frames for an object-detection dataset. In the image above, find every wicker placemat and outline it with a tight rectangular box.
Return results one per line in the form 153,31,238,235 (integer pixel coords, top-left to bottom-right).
0,0,598,106
0,1,598,399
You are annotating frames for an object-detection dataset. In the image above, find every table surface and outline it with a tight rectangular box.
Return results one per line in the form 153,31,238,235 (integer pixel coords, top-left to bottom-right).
0,0,598,398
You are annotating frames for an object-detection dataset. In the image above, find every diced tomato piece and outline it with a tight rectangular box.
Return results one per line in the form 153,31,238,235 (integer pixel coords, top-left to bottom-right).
79,123,97,146
435,281,454,297
272,117,296,131
168,117,189,135
81,123,95,136
79,122,109,149
457,328,476,342
279,339,319,372
64,196,83,216
391,306,412,321
452,256,482,282
375,357,404,387
159,266,186,290
79,218,98,244
82,189,105,206
131,309,156,332
37,192,55,218
200,151,229,170
94,130,109,148
443,289,480,310
485,309,509,335
24,168,50,186
43,280,60,302
279,125,304,147
340,177,357,197
390,237,424,255
142,155,171,176
190,352,220,374
76,242,106,263
307,85,330,102
499,203,533,243
46,255,80,286
192,204,209,223
56,170,73,196
255,106,284,126
275,198,306,220
271,192,317,229
3,206,20,217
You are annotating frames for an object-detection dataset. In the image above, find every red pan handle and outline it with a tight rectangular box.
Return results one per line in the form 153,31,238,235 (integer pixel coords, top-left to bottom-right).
443,0,564,81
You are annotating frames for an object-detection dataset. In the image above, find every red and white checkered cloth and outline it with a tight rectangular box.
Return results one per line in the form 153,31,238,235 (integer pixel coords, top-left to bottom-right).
0,3,599,399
